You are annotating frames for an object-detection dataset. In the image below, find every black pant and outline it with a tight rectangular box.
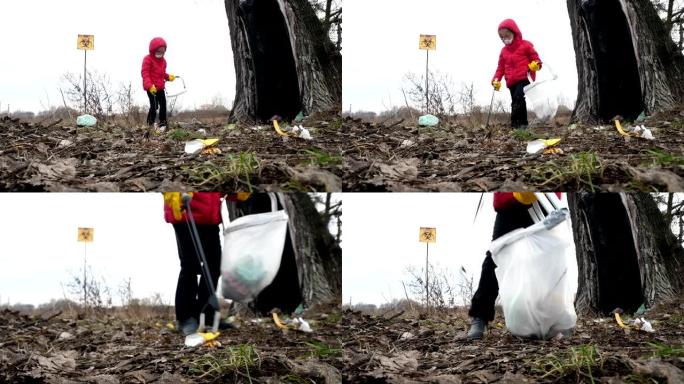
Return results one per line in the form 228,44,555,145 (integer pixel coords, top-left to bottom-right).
146,90,167,126
509,80,529,128
173,223,221,323
468,205,535,322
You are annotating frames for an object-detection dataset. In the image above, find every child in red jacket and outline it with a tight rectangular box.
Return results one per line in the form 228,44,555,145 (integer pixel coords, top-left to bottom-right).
141,37,177,132
467,192,561,340
491,19,542,129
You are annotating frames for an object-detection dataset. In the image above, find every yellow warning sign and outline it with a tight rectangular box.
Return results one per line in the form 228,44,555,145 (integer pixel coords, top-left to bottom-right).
419,35,436,50
77,35,95,50
419,227,436,243
77,227,94,242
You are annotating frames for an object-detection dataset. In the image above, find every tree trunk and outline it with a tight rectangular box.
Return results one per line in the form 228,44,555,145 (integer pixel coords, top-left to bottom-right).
229,193,341,314
567,0,684,122
280,193,342,307
569,193,684,315
224,0,342,123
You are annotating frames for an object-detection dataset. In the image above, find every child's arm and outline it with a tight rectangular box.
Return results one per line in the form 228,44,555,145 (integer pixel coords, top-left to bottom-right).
141,57,153,90
493,52,505,82
526,42,542,70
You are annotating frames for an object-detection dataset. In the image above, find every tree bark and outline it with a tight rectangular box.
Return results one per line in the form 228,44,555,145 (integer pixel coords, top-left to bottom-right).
225,0,342,123
280,193,342,307
569,193,684,315
567,0,684,122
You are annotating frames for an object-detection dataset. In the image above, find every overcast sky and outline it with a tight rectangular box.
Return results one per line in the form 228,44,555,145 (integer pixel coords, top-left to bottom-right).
0,0,234,114
342,193,570,306
342,0,578,116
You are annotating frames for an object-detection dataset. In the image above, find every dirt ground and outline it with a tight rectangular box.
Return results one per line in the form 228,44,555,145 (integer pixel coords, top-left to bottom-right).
0,305,342,383
0,114,345,192
341,111,684,192
341,300,684,383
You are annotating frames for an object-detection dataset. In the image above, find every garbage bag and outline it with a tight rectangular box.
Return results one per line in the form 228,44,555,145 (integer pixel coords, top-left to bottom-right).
418,114,439,127
221,193,289,303
76,114,97,127
490,210,578,339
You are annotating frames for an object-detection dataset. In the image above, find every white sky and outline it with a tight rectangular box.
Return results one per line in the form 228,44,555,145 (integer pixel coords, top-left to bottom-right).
0,193,193,306
342,0,578,115
0,0,234,114
342,193,570,306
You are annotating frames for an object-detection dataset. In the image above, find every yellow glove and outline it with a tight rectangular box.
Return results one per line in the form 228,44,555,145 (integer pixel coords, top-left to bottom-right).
513,192,537,205
168,74,176,82
163,192,193,220
528,61,540,72
492,80,501,91
149,84,157,95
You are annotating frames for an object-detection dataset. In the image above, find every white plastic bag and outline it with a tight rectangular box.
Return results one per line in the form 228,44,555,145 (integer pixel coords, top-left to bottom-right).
490,195,578,339
220,193,289,303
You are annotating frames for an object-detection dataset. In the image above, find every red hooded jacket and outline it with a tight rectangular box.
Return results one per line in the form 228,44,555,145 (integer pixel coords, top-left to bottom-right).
141,37,170,92
493,192,562,212
493,19,542,88
164,192,222,225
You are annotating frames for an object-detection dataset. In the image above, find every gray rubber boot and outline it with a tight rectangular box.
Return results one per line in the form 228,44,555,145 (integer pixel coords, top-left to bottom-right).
467,317,487,340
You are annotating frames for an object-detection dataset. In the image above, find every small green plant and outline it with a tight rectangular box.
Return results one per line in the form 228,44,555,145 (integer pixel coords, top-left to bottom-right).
304,148,342,167
532,344,603,384
189,344,260,383
512,128,536,141
168,128,192,141
535,152,604,191
646,149,684,167
647,341,684,359
191,152,261,191
304,340,342,359
329,119,342,130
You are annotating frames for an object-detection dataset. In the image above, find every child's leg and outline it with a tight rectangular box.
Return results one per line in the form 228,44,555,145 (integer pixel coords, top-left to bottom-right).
509,80,530,128
146,91,158,126
157,91,167,126
468,251,498,322
173,224,202,323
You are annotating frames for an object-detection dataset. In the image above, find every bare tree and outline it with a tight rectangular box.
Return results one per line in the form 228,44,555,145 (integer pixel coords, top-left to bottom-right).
569,193,684,315
567,0,684,122
404,70,458,117
224,0,342,123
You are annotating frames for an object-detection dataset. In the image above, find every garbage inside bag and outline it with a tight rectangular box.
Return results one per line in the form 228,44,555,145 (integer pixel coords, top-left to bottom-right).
490,210,578,339
418,114,439,127
526,138,561,154
76,114,97,127
221,195,289,303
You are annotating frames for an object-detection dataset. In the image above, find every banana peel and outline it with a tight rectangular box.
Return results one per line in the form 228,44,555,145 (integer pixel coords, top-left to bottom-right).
614,312,630,329
615,120,638,137
273,312,289,330
273,120,289,137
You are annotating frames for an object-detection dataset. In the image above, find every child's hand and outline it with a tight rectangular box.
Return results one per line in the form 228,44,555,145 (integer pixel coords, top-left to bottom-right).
168,74,176,82
491,80,501,91
149,85,157,94
528,61,540,72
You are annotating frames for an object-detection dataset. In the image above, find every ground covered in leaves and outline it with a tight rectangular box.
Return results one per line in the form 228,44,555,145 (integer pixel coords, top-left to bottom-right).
341,111,684,191
341,300,684,383
0,114,345,192
0,305,342,383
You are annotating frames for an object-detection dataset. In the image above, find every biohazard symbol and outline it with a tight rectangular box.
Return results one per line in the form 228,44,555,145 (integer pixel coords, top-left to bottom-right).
77,35,94,50
77,227,94,242
419,227,436,243
419,35,436,50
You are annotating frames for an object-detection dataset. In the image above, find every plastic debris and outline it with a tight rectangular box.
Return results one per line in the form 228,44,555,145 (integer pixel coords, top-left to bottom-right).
418,114,439,127
292,125,313,140
184,331,221,347
631,317,655,333
401,139,415,148
294,111,305,122
197,128,207,136
615,120,654,140
58,139,73,148
400,332,414,340
76,114,97,127
59,332,74,340
526,138,561,154
184,138,219,156
636,111,647,122
272,312,314,333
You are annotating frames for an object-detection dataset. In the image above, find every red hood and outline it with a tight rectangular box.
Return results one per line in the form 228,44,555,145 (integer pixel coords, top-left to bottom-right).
498,19,523,43
148,37,167,55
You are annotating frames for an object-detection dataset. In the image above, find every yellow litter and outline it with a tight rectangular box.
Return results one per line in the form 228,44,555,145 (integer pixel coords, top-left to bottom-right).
273,120,289,137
